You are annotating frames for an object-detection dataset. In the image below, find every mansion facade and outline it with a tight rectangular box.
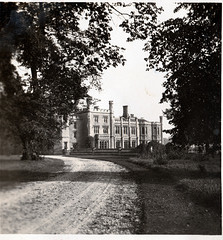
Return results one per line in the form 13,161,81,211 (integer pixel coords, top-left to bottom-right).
60,100,163,151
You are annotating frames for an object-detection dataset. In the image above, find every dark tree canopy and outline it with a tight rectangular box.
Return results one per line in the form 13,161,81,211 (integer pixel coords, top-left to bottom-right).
145,3,221,147
0,2,160,159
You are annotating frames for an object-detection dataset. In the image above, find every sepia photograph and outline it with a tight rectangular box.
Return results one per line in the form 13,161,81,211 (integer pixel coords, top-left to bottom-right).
0,0,221,238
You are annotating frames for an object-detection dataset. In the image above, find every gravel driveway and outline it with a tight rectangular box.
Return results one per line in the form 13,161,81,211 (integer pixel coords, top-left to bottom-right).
0,156,141,234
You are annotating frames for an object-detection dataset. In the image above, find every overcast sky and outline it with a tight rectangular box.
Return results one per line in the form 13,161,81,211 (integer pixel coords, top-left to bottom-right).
88,2,188,138
13,2,188,139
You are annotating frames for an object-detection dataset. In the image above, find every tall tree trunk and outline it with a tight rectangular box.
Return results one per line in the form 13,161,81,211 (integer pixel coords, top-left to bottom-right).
21,139,33,160
31,64,38,93
20,135,40,160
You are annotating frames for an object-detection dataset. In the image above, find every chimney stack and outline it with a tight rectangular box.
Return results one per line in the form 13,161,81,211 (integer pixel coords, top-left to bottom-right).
160,116,163,123
123,105,129,118
86,97,92,110
109,101,113,113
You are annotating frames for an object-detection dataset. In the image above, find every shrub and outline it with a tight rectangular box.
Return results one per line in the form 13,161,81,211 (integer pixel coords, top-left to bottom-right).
137,141,167,164
154,154,168,165
148,141,167,164
166,150,184,160
85,136,94,148
183,153,196,160
194,154,210,162
165,142,185,160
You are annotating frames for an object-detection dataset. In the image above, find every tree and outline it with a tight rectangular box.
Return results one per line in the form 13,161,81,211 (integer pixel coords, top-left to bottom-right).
144,3,221,148
0,2,160,159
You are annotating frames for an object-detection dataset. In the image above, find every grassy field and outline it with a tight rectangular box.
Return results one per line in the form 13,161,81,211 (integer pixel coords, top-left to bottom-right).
128,154,221,212
0,155,65,189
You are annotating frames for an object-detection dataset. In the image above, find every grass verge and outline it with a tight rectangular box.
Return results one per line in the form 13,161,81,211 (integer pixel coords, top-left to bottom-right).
128,155,221,213
0,155,65,189
177,178,221,212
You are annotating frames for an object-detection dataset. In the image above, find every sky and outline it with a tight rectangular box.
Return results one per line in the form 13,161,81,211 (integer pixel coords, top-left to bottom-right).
88,2,188,139
12,1,188,140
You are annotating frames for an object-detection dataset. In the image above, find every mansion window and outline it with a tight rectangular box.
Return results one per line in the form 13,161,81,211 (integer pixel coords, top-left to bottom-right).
94,126,100,134
115,126,120,134
154,126,157,134
74,131,77,138
132,140,136,148
116,140,121,148
94,115,99,123
131,127,136,135
124,140,129,149
123,126,128,134
141,127,145,135
100,140,109,149
103,116,108,123
141,127,147,135
103,126,109,134
73,122,77,129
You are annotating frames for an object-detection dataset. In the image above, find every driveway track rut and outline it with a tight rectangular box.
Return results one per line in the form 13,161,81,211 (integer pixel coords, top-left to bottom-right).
0,156,141,234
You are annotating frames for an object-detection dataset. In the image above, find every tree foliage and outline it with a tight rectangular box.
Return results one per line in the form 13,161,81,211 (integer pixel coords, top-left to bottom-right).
0,2,160,159
145,3,221,146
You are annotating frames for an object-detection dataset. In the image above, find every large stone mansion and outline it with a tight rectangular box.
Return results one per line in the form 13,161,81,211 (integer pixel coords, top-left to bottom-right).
59,99,163,151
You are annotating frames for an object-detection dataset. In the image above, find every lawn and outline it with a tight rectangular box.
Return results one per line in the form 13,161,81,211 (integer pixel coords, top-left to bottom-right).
128,154,221,212
0,155,65,189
